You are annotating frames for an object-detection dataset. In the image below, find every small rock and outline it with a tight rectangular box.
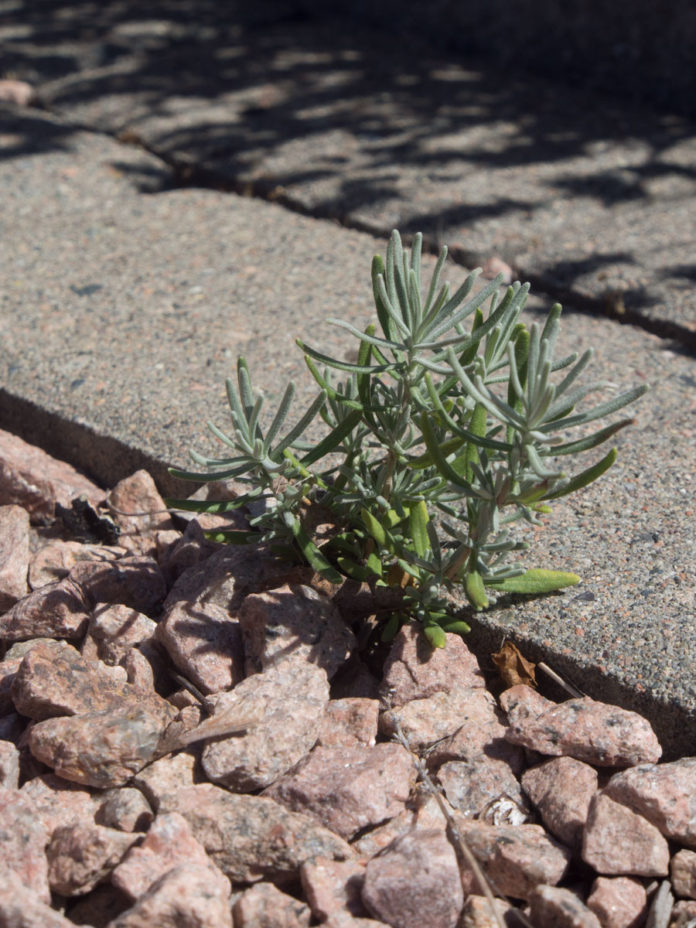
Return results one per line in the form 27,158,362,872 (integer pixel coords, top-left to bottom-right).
0,866,76,928
521,756,598,848
233,881,313,927
0,78,35,105
499,683,552,723
0,786,50,901
159,783,353,884
132,750,199,811
671,899,696,927
529,885,601,928
46,821,137,896
301,857,368,920
379,624,485,706
324,917,390,928
68,555,166,612
672,850,696,899
0,428,103,523
81,604,157,665
28,540,125,590
201,661,330,790
107,863,233,928
381,687,496,751
455,819,571,901
0,739,20,788
426,688,525,775
504,692,662,766
0,577,91,641
112,811,228,900
11,638,136,719
20,772,99,837
106,470,175,556
460,894,521,927
266,742,415,839
95,787,154,832
28,702,174,788
0,505,30,610
0,656,21,713
481,256,514,283
362,829,463,928
582,791,669,876
155,598,245,695
317,697,379,748
586,876,647,928
604,757,696,847
437,755,530,821
239,583,356,678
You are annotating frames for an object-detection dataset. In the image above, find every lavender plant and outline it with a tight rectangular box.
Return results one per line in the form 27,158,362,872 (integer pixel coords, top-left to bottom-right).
168,231,647,646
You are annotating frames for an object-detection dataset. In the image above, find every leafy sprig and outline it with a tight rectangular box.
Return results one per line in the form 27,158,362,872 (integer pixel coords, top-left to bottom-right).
169,231,648,645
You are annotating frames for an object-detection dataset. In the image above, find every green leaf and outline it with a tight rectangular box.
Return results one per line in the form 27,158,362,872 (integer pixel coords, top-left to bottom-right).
164,495,255,513
419,413,476,492
423,625,447,648
381,614,403,642
464,570,489,610
441,620,472,635
361,508,386,547
542,447,618,500
408,499,430,557
299,408,362,466
487,568,580,594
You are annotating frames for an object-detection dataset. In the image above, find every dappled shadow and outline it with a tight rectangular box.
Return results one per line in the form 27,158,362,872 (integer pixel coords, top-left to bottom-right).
3,1,696,338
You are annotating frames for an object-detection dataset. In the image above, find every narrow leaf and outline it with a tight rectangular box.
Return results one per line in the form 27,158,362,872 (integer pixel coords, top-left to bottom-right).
487,569,580,594
542,448,618,500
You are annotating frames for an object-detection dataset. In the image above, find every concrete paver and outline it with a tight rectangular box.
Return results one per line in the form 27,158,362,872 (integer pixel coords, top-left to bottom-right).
3,3,694,342
1,105,694,755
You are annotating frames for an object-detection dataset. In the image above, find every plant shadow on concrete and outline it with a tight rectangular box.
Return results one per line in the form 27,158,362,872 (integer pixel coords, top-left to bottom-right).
168,231,647,647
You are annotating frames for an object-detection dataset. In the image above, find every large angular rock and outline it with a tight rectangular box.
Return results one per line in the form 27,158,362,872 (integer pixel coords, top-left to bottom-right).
200,661,330,790
0,787,50,902
301,857,368,921
106,470,176,556
159,783,353,884
381,687,497,751
582,791,669,876
437,756,530,822
425,687,524,775
112,811,228,900
454,819,571,901
96,786,153,833
239,583,355,678
266,742,415,839
586,876,648,928
603,757,696,847
68,555,166,612
81,603,157,665
46,821,137,896
107,863,232,928
361,829,463,928
379,624,484,707
155,599,245,696
0,866,76,928
28,702,174,788
317,697,379,748
503,688,662,767
20,773,100,838
131,750,199,811
0,577,91,641
528,885,601,928
0,428,103,523
28,540,125,591
672,850,696,900
521,756,598,849
0,504,29,610
11,638,136,719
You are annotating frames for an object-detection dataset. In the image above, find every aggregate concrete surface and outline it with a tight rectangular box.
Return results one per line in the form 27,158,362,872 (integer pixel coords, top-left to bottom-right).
1,2,695,754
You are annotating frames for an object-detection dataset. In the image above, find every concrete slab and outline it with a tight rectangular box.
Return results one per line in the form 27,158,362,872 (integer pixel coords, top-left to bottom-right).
1,107,694,756
4,2,694,344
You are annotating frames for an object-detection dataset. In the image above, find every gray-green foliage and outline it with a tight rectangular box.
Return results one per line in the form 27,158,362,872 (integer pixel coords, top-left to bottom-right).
169,231,647,647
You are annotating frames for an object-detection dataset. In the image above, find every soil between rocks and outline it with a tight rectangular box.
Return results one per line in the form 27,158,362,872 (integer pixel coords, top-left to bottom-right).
0,432,694,928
